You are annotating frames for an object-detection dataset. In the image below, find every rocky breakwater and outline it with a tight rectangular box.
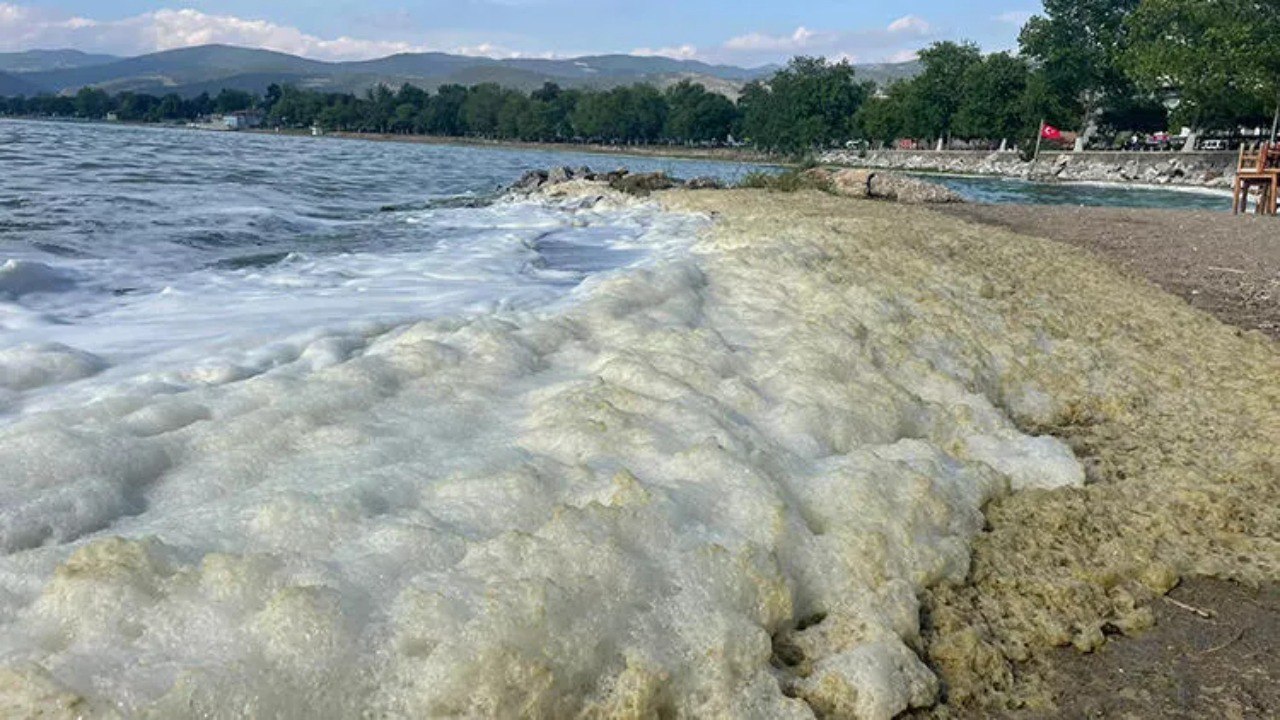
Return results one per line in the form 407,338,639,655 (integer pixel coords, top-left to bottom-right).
510,166,723,197
820,149,1237,188
511,165,963,204
805,168,964,204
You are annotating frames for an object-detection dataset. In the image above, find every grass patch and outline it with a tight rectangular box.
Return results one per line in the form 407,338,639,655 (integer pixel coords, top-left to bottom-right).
735,168,832,193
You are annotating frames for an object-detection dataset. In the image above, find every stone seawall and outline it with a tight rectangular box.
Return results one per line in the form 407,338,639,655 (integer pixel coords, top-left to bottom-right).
819,149,1238,188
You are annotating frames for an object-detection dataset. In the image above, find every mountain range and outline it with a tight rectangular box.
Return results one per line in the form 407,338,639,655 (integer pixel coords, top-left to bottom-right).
0,45,921,99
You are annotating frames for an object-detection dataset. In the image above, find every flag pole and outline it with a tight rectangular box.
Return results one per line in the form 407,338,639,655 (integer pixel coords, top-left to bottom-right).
1034,118,1045,160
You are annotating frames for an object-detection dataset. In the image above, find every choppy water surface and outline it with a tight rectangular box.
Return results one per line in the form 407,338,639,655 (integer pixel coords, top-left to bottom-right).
925,171,1232,210
0,120,770,413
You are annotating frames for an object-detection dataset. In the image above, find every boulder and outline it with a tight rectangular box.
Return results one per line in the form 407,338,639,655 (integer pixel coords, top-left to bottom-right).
867,173,963,204
547,166,574,184
511,170,548,193
830,169,873,198
609,171,678,197
684,176,723,190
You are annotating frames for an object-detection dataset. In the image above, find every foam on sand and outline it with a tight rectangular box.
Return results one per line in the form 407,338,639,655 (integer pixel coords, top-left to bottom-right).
0,188,1091,719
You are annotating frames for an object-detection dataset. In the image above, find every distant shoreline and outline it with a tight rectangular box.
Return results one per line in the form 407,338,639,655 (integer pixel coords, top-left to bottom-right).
0,116,782,166
253,127,783,166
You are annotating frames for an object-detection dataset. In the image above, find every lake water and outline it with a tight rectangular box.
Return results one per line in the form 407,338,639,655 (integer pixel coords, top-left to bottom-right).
924,172,1232,211
0,119,1191,716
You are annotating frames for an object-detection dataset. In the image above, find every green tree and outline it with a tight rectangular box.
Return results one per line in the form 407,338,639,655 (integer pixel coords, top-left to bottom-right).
1020,0,1142,135
461,84,506,136
906,41,984,142
664,80,737,142
854,83,910,146
952,52,1032,141
423,84,467,135
1125,0,1280,134
73,87,111,118
740,57,871,153
213,89,255,114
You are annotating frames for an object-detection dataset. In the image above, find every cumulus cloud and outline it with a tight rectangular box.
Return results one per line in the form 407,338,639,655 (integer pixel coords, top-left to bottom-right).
0,3,940,66
710,15,938,65
886,15,932,35
0,4,532,60
632,44,700,61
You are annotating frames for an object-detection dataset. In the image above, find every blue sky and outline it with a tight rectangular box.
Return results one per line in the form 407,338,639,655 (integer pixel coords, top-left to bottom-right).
0,1,1042,65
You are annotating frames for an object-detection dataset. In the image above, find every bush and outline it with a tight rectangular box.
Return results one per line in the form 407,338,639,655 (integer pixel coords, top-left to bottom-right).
735,168,832,192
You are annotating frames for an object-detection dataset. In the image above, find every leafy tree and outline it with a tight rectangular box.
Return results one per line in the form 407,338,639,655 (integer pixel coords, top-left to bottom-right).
953,52,1031,141
1125,0,1280,133
855,83,911,145
73,87,111,118
908,42,984,141
423,84,467,135
461,83,507,136
740,57,871,153
213,89,255,114
1020,0,1142,133
664,80,737,142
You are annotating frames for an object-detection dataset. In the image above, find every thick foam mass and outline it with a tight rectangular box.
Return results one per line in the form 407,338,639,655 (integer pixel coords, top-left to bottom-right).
0,190,1080,719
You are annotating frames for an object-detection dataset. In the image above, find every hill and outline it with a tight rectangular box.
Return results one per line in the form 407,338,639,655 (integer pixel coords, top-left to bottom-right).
0,49,119,74
0,71,40,96
11,44,921,99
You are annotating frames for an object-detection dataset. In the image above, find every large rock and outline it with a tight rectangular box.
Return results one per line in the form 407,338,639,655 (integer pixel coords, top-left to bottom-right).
684,176,723,190
830,169,873,198
609,171,678,197
867,172,964,204
511,170,548,193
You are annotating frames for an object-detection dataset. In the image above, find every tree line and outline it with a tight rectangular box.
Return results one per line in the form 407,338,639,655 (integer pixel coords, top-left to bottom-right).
0,80,744,147
1,0,1276,154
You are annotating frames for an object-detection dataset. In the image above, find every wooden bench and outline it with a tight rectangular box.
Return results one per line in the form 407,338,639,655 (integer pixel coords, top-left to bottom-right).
1233,143,1280,215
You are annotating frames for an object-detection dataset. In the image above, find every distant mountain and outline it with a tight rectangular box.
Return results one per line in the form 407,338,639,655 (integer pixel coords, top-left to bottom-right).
854,60,924,86
0,49,120,74
0,71,40,96
9,44,921,99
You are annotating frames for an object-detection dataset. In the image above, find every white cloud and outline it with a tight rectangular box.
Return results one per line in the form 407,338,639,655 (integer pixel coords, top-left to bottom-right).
632,44,700,61
708,16,939,65
0,3,941,66
886,15,932,35
0,4,532,61
723,26,830,53
994,10,1034,26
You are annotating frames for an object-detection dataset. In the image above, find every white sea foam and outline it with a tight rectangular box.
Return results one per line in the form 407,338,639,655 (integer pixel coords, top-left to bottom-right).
0,260,76,298
0,191,1082,719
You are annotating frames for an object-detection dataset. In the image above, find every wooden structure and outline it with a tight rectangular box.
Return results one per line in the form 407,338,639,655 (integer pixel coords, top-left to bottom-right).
1233,142,1280,215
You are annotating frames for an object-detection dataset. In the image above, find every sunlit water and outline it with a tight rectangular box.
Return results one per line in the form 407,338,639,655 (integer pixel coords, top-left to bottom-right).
924,171,1232,210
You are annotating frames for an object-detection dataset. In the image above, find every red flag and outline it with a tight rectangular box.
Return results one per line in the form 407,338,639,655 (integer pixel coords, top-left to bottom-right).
1041,124,1063,141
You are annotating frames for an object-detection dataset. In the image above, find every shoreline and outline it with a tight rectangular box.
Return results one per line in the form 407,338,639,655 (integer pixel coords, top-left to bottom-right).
821,147,1237,190
0,117,1244,194
254,127,782,166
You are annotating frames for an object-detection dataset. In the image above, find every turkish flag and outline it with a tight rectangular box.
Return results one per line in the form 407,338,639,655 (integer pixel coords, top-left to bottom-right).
1041,124,1063,141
